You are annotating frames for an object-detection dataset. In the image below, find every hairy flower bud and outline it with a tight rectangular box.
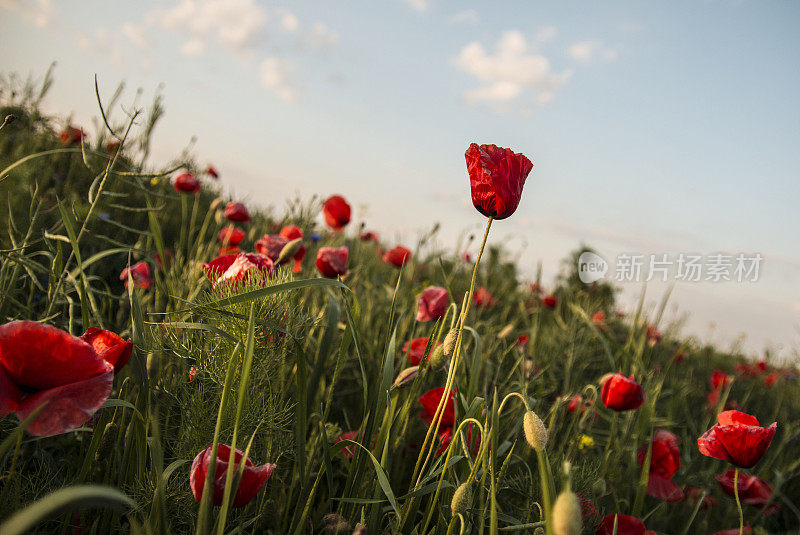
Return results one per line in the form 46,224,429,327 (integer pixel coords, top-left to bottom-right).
393,366,419,388
276,238,303,265
451,482,472,516
523,410,548,452
552,490,582,535
428,345,446,368
94,422,118,464
443,328,460,356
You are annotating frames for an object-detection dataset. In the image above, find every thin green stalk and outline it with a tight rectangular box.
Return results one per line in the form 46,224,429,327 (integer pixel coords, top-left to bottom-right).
734,467,743,535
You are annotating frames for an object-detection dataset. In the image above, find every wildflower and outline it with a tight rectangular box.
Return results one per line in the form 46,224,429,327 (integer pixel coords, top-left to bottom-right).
206,165,219,179
173,172,201,193
715,469,779,514
360,231,378,242
120,261,152,289
601,373,645,411
218,227,245,246
698,410,776,468
543,294,558,309
567,395,593,415
763,372,779,388
279,225,306,273
0,321,131,436
591,311,606,329
316,247,349,278
383,246,411,267
255,234,289,263
322,195,351,230
523,410,548,452
154,248,173,268
222,202,248,223
465,143,532,220
596,514,647,535
189,366,197,382
189,444,275,507
418,387,455,428
577,434,595,450
59,126,85,146
416,286,449,322
637,429,680,479
517,334,529,348
473,287,496,307
202,252,275,287
646,474,684,502
645,324,661,346
403,337,441,366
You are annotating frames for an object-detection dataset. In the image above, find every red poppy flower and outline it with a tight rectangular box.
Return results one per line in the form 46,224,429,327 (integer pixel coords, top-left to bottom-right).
418,387,455,428
224,202,250,223
715,469,779,514
596,514,646,535
465,143,532,220
601,373,645,411
189,366,197,382
711,369,732,391
383,246,411,267
279,225,306,273
645,324,661,345
683,486,716,509
403,337,440,366
763,372,779,388
646,474,684,502
435,423,480,457
189,443,276,508
592,311,606,329
567,394,593,415
315,247,348,278
218,227,245,246
416,287,449,322
322,195,351,230
542,294,557,309
360,231,378,242
201,253,275,288
154,248,173,268
59,126,85,146
255,234,289,263
473,287,496,308
173,172,201,193
0,321,130,437
755,360,768,372
206,165,219,179
517,334,529,347
120,261,152,289
579,494,599,527
698,410,776,468
333,430,361,459
637,429,680,479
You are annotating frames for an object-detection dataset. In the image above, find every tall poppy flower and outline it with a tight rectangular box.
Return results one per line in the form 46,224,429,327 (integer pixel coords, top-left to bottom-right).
279,225,306,273
383,246,411,267
0,321,131,437
255,234,290,263
316,247,348,278
201,252,275,288
418,387,455,428
473,287,496,308
189,444,276,508
595,514,647,535
715,469,779,514
601,373,645,411
637,429,680,479
173,172,201,193
465,143,532,220
697,410,776,468
403,337,440,366
218,227,245,246
120,261,153,289
322,195,351,230
416,286,449,322
224,202,250,223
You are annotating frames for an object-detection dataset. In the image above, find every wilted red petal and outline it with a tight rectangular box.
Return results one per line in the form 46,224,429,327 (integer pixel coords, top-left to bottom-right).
14,367,114,436
0,321,109,390
596,514,646,535
255,234,289,263
80,327,132,373
646,474,684,503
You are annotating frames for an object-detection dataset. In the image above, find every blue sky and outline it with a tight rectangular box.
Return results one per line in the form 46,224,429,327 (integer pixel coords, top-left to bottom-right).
1,0,798,359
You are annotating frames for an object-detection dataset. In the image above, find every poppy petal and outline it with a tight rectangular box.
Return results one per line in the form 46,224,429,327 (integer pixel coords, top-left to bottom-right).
0,364,23,416
80,327,133,373
646,474,684,503
697,426,732,463
717,410,759,427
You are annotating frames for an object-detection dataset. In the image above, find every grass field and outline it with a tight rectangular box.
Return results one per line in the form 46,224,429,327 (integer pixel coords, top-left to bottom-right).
0,73,798,535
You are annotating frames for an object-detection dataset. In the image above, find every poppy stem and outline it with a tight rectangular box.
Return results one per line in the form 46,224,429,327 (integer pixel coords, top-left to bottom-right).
734,467,743,535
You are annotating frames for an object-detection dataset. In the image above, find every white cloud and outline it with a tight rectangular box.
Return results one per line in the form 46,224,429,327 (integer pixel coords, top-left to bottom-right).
121,23,149,49
405,0,429,12
454,30,571,111
448,9,479,25
306,22,339,50
156,0,268,57
278,9,299,33
259,57,297,104
0,0,53,27
534,26,558,43
567,40,618,62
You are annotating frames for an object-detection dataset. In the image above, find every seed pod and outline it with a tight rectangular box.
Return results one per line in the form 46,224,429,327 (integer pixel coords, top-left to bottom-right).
94,422,118,464
533,528,545,535
523,410,548,452
552,490,582,535
451,482,472,516
443,328,460,356
146,353,158,380
209,197,224,211
428,345,446,368
276,238,303,265
394,366,419,388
